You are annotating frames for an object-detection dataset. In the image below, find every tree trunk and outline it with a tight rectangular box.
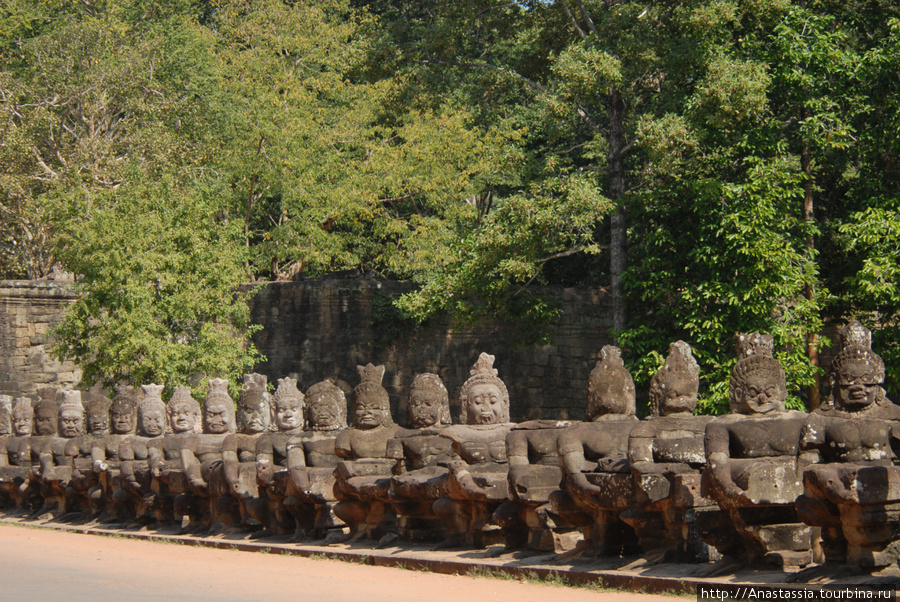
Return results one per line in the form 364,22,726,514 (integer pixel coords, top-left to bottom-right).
608,88,627,335
801,137,820,410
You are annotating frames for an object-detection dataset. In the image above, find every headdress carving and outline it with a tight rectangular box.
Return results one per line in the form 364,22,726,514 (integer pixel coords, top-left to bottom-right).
351,364,393,427
459,353,510,424
168,385,202,433
408,373,451,427
238,373,273,432
203,379,235,434
305,380,348,431
729,332,787,413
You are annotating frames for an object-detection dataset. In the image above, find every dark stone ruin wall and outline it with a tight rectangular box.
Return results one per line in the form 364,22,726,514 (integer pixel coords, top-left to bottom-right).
246,279,616,424
0,280,81,399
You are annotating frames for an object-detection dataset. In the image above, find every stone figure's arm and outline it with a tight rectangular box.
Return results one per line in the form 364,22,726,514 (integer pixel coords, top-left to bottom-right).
0,440,8,467
890,424,900,459
37,438,56,476
256,436,276,486
627,426,661,475
91,440,109,473
386,437,404,475
287,444,309,493
181,448,206,490
333,431,352,459
222,435,240,487
440,458,493,497
505,430,531,486
704,422,749,503
557,430,605,495
148,440,165,477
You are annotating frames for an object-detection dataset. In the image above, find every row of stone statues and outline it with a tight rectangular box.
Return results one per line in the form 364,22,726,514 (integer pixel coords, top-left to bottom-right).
1,320,899,571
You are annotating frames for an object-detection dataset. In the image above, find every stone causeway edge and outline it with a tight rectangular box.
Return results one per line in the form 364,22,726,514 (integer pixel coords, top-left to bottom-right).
4,516,900,594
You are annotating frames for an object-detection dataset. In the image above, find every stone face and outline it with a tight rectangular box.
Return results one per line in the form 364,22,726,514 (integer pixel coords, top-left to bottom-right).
798,321,900,567
623,341,718,563
700,333,812,567
434,353,514,549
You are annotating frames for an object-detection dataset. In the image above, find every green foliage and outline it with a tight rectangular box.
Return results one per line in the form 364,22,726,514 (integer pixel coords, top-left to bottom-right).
52,174,262,390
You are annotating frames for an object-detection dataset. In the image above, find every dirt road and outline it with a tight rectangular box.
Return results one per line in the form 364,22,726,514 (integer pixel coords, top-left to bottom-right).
0,523,686,602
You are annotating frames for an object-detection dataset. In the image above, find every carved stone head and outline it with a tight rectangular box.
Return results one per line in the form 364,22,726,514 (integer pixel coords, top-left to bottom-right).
138,385,167,437
238,373,273,434
12,397,34,436
729,333,787,415
110,385,137,435
305,380,348,432
459,353,510,425
351,364,393,430
0,395,11,436
273,377,305,431
167,386,201,434
586,346,636,420
58,390,86,438
828,320,886,411
203,379,236,435
407,373,451,429
649,341,700,416
85,394,112,435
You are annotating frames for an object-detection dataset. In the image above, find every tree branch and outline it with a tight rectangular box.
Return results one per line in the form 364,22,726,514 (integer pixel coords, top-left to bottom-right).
559,0,587,39
574,0,600,37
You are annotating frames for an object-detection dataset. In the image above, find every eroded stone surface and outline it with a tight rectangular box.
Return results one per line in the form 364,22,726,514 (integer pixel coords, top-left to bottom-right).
799,321,900,567
553,346,639,557
434,353,513,549
623,341,717,563
700,333,812,567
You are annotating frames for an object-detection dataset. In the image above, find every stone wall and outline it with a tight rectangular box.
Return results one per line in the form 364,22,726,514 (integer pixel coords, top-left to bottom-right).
0,280,81,399
247,279,616,424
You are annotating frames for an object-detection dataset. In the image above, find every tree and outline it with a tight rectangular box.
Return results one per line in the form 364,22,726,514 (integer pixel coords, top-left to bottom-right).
51,174,262,391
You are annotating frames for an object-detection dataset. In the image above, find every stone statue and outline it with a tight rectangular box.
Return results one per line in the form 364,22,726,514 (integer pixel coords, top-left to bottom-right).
622,341,718,563
90,386,137,521
388,373,455,542
149,386,205,530
119,384,167,524
700,333,814,567
0,397,39,512
0,395,12,506
552,345,640,557
433,352,513,548
333,364,401,543
0,395,12,437
798,321,900,567
36,390,86,517
61,392,111,517
282,379,347,539
252,377,305,536
210,373,273,533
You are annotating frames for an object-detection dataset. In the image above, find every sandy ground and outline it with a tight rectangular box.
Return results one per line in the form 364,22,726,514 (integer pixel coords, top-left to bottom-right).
0,523,687,602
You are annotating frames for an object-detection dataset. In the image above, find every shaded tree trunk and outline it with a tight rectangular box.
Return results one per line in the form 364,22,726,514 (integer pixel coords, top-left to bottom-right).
608,88,627,335
802,136,820,410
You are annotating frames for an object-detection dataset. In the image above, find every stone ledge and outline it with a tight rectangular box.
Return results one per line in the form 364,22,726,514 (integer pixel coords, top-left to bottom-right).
3,517,899,592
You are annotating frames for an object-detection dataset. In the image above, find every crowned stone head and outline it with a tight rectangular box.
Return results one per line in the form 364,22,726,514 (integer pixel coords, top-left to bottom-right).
729,333,787,415
459,353,510,425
